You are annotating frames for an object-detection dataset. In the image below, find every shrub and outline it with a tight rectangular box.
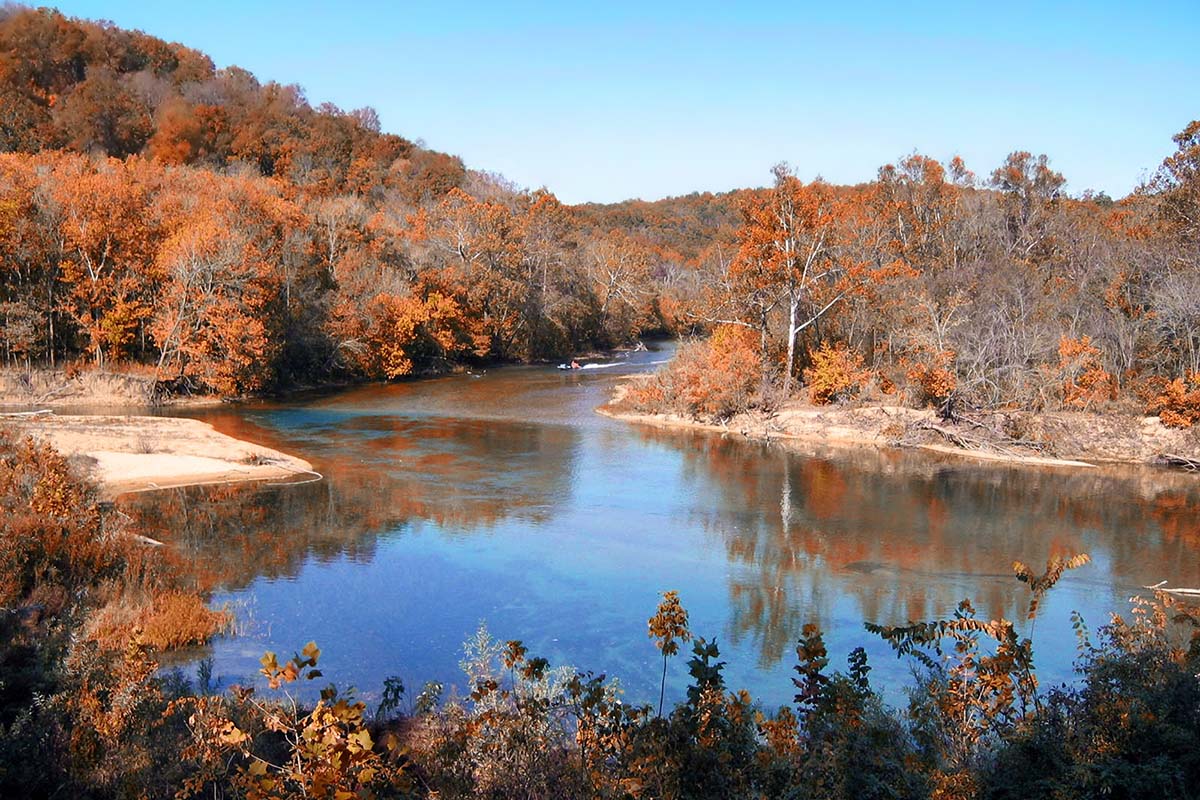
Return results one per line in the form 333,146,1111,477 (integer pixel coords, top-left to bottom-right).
1146,373,1200,428
625,325,761,421
803,342,870,405
905,349,958,407
139,592,231,651
0,431,233,798
171,642,413,799
1056,336,1115,409
979,592,1200,799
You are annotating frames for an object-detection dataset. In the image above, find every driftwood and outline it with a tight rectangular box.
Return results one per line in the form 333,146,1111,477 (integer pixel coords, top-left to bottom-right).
899,418,1053,458
1155,454,1200,472
1145,580,1200,598
34,383,77,403
0,408,53,418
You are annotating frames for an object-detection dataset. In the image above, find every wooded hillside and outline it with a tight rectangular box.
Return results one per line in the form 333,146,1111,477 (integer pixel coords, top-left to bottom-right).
1,4,1197,429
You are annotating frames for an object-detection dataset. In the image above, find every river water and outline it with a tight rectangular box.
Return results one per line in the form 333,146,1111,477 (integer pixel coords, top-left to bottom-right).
121,343,1200,709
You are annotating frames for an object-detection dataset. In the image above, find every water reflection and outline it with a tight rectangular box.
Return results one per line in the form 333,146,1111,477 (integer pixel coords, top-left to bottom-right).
125,414,580,591
119,348,1200,707
634,429,1200,670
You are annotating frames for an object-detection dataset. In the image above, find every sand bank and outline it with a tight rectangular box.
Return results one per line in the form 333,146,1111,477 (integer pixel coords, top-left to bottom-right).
3,412,315,497
599,382,1200,471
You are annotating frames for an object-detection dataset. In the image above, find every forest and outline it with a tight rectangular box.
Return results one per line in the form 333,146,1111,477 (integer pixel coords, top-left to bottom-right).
0,5,708,396
2,5,1200,798
2,7,1196,429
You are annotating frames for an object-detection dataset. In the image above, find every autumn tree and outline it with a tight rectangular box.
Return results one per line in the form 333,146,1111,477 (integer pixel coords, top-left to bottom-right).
52,67,154,157
649,590,691,717
584,228,652,345
51,156,159,366
1153,119,1200,243
990,150,1066,261
150,174,286,393
722,165,848,393
146,98,230,166
422,186,535,359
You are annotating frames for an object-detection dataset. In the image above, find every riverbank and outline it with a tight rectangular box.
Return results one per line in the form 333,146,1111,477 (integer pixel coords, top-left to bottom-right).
600,380,1200,470
0,367,224,409
0,345,641,409
2,412,315,497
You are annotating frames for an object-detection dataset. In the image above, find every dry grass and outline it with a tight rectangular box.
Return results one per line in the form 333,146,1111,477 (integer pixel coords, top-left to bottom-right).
87,591,232,652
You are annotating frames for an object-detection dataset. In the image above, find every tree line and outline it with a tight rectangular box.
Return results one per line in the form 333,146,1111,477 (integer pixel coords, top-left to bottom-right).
629,129,1200,427
3,6,1197,426
0,6,694,395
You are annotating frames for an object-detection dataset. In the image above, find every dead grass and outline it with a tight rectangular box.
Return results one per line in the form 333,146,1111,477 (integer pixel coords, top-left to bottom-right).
0,365,218,408
87,591,232,652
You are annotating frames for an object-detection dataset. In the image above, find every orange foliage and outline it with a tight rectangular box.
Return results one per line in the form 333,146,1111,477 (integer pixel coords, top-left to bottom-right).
0,431,119,617
361,290,474,379
172,642,411,799
51,157,160,367
1145,373,1200,428
147,99,230,166
138,592,230,651
150,179,286,394
803,342,869,405
0,3,1198,424
906,350,958,407
726,170,851,390
1057,336,1115,409
625,325,760,421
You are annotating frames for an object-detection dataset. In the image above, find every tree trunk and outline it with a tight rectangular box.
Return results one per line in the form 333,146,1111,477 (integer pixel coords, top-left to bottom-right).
759,309,771,389
48,285,55,368
783,289,800,397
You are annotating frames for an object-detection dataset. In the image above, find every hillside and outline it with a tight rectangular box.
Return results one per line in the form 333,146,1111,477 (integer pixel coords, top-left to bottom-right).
0,4,1197,436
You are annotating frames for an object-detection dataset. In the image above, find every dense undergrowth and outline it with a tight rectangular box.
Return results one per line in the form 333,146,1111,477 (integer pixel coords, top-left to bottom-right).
3,431,1199,799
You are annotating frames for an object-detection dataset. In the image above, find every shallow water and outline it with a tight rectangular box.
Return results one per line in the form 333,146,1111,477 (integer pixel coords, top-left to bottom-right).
122,343,1200,709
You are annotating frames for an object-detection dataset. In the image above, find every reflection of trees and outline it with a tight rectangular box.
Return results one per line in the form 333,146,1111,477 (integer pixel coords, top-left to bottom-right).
636,427,1200,666
120,411,578,592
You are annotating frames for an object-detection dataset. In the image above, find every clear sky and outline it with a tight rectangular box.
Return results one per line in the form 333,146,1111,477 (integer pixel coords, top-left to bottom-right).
44,1,1200,204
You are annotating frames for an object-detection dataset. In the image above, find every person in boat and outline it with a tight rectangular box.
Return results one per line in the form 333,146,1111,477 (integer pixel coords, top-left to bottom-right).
570,360,580,369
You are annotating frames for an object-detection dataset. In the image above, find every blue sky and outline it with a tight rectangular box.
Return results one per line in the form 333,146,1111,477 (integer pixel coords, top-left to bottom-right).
46,1,1200,203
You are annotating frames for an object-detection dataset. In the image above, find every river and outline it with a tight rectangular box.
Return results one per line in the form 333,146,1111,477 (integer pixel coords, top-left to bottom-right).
121,342,1200,709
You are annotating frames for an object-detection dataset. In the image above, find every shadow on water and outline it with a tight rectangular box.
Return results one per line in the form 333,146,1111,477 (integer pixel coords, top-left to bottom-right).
122,347,1200,706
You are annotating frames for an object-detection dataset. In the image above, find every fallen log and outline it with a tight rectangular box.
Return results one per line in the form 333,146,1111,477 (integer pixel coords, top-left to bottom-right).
1155,453,1200,471
906,421,1051,457
1145,580,1200,598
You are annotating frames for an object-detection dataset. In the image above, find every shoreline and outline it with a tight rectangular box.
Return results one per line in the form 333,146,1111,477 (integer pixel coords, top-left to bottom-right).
0,341,659,410
0,367,226,410
3,413,316,498
599,383,1200,471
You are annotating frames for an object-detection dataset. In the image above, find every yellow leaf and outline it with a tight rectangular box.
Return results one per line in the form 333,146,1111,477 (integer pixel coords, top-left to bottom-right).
219,723,249,745
352,729,373,751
